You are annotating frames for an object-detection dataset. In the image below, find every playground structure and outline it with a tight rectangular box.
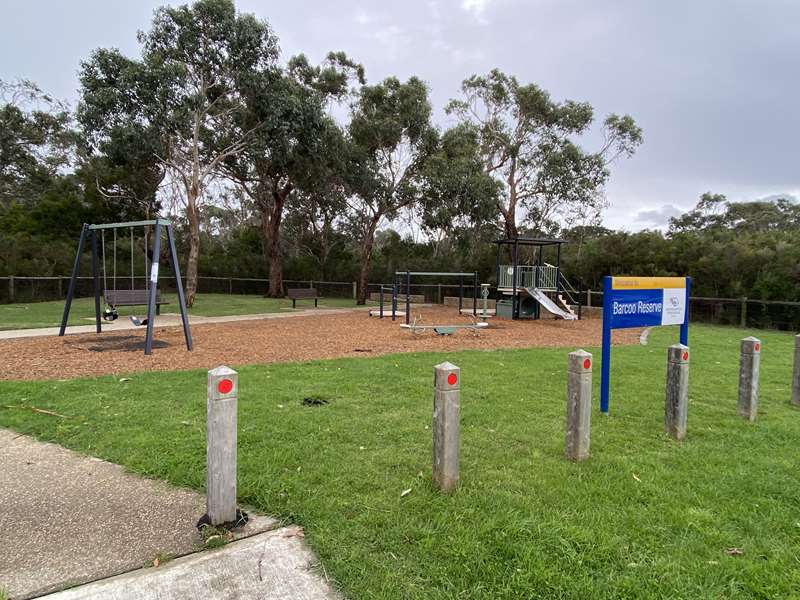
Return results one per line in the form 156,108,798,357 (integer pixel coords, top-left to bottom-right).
370,271,481,325
58,219,193,355
494,237,580,321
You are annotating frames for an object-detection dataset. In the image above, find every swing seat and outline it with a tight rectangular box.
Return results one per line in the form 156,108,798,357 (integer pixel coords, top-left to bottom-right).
104,290,168,315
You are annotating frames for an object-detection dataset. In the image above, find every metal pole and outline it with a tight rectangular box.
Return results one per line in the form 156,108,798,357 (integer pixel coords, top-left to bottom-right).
458,275,463,313
59,224,88,336
406,270,411,326
680,278,691,346
600,276,612,413
144,222,162,355
379,285,384,319
392,281,398,321
433,361,460,492
206,366,238,525
90,230,102,333
473,272,478,316
166,223,193,351
8,276,14,303
512,241,518,319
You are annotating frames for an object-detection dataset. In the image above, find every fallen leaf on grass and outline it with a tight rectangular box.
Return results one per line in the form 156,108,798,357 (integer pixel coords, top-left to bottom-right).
632,473,641,483
725,547,744,556
400,488,412,498
282,527,305,538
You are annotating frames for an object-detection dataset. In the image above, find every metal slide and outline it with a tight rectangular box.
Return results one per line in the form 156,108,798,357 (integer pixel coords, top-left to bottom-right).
523,287,578,320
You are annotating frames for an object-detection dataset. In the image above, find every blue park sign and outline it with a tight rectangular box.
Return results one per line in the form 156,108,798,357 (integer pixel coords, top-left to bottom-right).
600,276,691,413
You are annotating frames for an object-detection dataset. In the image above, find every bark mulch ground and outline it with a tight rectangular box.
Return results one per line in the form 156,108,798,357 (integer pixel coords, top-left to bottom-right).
2,308,640,381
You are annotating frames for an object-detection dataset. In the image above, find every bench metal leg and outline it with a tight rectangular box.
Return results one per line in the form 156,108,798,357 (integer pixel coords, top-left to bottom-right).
156,304,161,316
292,299,296,309
315,298,318,308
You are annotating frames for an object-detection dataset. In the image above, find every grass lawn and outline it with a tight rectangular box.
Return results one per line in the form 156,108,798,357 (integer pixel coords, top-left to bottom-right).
1,324,799,598
0,293,368,330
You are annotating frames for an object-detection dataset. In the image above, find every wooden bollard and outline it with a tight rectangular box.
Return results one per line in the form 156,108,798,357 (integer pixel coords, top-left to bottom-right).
565,350,592,461
433,361,460,492
738,337,761,421
665,344,689,440
207,365,238,525
792,335,800,408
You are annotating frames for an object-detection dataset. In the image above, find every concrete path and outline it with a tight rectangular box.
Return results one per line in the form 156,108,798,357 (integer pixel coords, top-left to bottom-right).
43,527,340,600
0,429,338,599
0,307,369,340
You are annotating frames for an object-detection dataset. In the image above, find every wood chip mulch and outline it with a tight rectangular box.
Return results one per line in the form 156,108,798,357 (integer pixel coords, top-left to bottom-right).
2,308,640,381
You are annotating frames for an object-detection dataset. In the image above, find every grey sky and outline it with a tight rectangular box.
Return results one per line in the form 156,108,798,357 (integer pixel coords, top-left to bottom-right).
1,0,798,230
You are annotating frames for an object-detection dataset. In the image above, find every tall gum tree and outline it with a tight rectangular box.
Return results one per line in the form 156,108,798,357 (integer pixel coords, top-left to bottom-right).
221,52,362,297
446,69,642,240
347,76,437,304
79,0,278,305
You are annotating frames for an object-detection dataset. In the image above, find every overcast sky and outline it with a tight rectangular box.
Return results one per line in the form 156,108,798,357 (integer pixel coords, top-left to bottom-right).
1,0,798,230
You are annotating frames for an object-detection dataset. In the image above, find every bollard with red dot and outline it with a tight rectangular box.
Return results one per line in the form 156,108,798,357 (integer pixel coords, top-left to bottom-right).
565,349,592,461
433,361,460,492
738,337,761,421
665,344,690,440
206,365,239,525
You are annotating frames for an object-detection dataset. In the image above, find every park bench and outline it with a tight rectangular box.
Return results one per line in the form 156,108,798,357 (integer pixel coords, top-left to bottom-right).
104,289,168,315
287,287,320,309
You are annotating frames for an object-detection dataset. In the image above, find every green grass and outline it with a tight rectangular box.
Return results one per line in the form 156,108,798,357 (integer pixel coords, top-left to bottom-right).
0,293,366,330
1,324,799,598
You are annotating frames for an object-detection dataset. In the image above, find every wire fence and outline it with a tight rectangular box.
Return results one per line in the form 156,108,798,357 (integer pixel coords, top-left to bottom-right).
2,275,800,331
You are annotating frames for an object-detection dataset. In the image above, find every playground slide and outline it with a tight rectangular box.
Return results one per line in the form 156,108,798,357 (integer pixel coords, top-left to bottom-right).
523,287,577,320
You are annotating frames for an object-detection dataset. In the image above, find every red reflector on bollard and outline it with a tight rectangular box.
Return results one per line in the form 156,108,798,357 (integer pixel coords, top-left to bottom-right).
218,379,233,394
682,351,689,361
583,358,591,369
754,343,760,352
447,373,457,386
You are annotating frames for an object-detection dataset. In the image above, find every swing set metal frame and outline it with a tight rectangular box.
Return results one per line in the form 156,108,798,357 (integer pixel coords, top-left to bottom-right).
58,218,193,355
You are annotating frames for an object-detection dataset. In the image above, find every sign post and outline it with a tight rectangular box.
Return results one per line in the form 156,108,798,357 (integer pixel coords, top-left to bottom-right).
600,276,690,414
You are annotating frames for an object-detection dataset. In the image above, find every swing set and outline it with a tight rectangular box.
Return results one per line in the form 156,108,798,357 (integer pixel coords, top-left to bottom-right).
58,219,193,355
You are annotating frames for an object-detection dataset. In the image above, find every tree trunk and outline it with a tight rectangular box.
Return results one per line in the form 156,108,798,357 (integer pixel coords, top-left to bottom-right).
356,215,381,305
185,190,200,307
257,182,292,298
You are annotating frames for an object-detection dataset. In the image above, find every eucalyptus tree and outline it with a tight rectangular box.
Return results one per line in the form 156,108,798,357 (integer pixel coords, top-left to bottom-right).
220,52,362,297
79,0,279,305
0,79,75,210
346,76,437,304
418,123,500,258
446,69,642,239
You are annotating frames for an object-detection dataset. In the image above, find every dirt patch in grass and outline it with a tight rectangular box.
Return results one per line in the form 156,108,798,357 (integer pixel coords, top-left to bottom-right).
1,307,639,381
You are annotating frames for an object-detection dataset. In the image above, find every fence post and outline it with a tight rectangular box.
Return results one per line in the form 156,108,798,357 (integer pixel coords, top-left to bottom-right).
8,276,15,303
433,361,460,492
665,344,690,440
352,281,357,300
438,283,442,304
586,289,592,308
206,366,238,525
565,350,592,461
793,335,800,408
738,337,761,421
228,278,233,294
740,297,747,327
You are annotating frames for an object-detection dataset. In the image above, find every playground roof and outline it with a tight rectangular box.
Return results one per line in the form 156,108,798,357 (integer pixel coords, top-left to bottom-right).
493,237,567,247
